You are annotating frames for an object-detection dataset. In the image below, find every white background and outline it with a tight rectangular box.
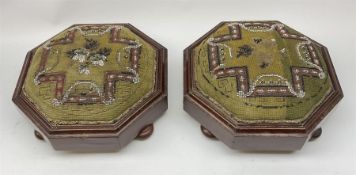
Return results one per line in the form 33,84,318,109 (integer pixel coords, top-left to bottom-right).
0,0,355,174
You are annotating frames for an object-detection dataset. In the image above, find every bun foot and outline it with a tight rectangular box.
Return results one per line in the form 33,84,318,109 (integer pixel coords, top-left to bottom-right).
34,130,44,141
309,128,322,141
136,124,154,139
201,125,216,139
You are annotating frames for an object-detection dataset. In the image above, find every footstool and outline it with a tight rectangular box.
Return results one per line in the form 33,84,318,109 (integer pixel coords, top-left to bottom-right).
184,21,343,151
13,24,167,151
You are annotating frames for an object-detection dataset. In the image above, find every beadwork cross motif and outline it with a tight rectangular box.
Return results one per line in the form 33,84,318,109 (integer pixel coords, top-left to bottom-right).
206,22,325,98
33,25,142,105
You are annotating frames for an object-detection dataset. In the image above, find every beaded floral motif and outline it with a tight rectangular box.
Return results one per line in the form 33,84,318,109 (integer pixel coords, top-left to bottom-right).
66,39,112,75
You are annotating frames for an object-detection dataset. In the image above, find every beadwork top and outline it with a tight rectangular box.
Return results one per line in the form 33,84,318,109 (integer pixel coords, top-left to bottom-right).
191,21,333,123
22,24,158,125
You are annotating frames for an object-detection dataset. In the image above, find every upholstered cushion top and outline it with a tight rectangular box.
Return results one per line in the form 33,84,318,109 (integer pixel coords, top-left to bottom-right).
23,24,157,125
192,21,332,123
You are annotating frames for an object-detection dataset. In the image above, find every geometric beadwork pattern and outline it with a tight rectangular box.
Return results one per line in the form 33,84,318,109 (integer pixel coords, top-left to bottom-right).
192,21,333,123
35,25,141,105
23,24,158,125
208,22,325,98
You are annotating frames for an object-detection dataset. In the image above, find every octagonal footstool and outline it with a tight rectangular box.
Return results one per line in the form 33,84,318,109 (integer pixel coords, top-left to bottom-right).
184,21,343,151
13,24,167,151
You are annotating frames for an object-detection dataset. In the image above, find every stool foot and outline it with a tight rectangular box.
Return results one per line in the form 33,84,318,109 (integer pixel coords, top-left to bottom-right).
34,130,44,141
136,124,154,139
309,128,322,141
201,125,216,139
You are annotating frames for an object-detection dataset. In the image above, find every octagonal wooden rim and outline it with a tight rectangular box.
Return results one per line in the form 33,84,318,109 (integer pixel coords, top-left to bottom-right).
184,21,343,134
13,23,168,137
